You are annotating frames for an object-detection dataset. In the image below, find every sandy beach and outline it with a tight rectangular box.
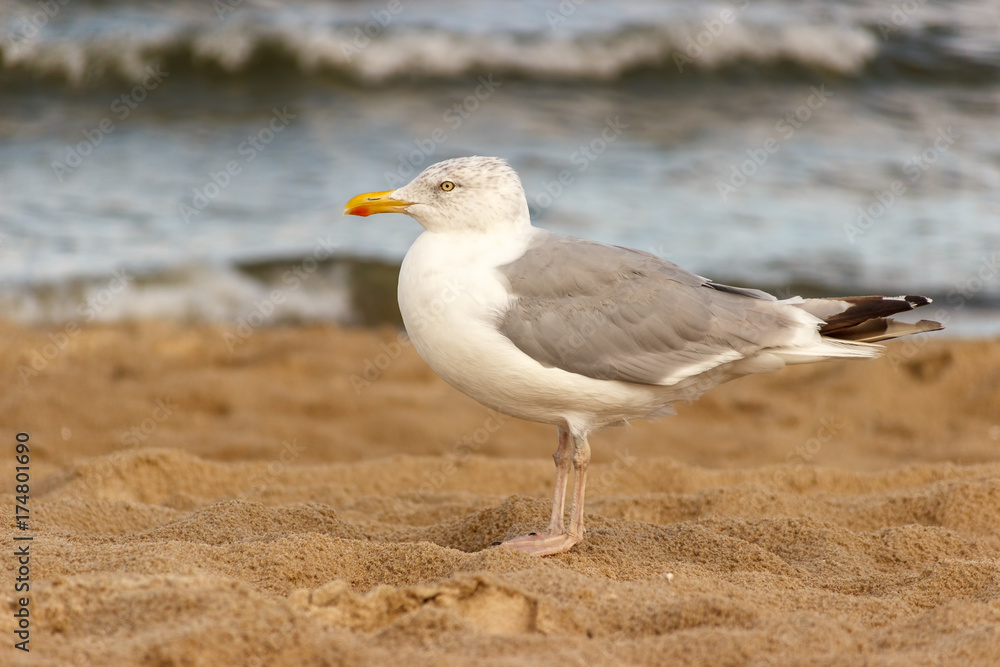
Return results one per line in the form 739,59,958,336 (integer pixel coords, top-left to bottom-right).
2,319,999,665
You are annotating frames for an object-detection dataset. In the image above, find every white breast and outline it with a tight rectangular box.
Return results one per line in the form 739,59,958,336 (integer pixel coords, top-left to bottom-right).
397,228,675,433
398,228,531,389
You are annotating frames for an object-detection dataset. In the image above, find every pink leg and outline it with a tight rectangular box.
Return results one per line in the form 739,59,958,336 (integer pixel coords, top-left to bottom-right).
546,427,571,534
501,429,590,556
567,433,590,540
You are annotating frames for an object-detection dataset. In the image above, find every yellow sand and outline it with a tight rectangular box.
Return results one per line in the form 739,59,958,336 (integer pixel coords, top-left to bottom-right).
2,320,998,665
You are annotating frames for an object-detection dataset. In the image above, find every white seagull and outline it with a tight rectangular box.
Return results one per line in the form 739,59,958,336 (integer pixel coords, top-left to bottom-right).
344,156,942,556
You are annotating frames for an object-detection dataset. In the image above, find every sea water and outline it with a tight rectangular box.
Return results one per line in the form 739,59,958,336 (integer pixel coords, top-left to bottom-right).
1,0,998,333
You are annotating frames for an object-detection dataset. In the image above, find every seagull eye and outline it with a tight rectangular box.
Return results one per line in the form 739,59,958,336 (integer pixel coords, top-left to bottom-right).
440,181,455,191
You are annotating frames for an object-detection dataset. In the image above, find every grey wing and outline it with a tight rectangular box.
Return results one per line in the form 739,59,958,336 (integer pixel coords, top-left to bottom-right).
497,232,806,386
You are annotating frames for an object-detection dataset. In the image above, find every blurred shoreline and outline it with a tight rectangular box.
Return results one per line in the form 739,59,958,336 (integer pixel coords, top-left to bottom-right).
2,252,999,337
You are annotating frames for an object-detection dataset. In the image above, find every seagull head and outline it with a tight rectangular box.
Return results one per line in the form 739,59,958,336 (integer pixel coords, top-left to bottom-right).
343,156,531,233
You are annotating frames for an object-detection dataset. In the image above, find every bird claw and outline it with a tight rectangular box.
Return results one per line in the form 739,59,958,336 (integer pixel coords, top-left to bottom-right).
499,531,582,557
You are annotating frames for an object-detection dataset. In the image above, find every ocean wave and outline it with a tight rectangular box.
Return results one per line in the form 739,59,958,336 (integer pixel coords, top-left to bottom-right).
0,258,385,327
5,10,996,88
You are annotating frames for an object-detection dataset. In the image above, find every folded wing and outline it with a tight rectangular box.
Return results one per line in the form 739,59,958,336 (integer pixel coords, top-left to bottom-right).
497,233,815,386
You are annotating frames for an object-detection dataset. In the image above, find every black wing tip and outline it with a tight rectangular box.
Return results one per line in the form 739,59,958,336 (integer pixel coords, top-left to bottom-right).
818,294,938,338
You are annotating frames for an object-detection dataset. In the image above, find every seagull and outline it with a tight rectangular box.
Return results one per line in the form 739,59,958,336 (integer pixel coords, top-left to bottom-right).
344,156,943,556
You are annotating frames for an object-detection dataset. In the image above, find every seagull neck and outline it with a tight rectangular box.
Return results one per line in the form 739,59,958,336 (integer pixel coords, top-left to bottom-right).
424,214,532,236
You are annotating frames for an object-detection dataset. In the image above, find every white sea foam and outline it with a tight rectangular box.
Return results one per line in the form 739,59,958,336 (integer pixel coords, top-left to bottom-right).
0,261,356,326
0,16,889,85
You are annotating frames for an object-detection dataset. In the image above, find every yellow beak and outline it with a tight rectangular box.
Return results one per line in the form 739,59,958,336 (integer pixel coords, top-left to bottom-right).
342,190,413,217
